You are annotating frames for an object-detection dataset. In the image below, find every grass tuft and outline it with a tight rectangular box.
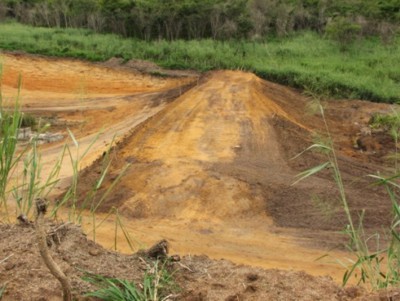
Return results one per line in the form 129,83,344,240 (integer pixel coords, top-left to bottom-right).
83,260,177,301
0,284,6,299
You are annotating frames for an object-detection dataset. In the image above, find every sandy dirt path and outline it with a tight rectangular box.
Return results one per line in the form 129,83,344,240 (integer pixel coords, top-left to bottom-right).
1,52,393,284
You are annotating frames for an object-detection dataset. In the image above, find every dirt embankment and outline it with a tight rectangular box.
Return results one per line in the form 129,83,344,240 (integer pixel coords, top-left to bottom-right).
1,52,399,299
78,69,394,238
1,223,391,301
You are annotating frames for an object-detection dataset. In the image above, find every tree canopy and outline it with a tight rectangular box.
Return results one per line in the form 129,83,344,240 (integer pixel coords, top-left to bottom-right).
1,0,398,40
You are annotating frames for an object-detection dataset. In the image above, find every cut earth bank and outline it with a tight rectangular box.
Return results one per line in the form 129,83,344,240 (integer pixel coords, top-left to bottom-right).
1,52,399,300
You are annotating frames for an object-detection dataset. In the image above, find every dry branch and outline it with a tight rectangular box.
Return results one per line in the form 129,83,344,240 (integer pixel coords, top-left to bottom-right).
35,198,72,301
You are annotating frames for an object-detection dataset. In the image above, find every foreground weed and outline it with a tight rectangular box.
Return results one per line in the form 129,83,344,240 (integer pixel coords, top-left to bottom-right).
84,276,145,301
84,260,176,301
88,206,143,251
51,129,100,222
89,162,131,243
113,208,141,251
0,74,25,220
294,96,399,289
367,174,400,288
1,72,136,255
0,71,60,220
0,284,5,300
0,73,143,299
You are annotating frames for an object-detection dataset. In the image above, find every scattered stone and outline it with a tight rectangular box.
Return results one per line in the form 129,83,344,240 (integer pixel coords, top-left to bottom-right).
145,239,169,260
246,273,259,282
17,127,64,144
35,133,64,144
88,248,101,257
244,285,257,293
360,126,372,136
5,262,16,271
17,127,32,140
170,254,181,262
17,214,30,225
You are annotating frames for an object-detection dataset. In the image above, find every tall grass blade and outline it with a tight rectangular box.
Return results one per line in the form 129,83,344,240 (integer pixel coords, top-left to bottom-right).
291,143,332,160
0,284,6,299
292,161,330,186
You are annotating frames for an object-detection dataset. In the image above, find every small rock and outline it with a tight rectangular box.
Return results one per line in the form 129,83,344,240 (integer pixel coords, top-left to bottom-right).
88,248,101,256
360,126,372,136
169,254,181,262
343,286,363,298
146,239,169,259
245,285,257,293
5,262,16,271
17,214,30,225
246,273,259,282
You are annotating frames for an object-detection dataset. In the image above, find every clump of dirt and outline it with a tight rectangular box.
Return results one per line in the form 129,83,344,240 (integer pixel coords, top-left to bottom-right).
0,222,393,301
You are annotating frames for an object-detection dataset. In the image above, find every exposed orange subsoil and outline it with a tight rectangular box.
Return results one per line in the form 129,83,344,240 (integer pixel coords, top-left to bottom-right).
1,52,396,285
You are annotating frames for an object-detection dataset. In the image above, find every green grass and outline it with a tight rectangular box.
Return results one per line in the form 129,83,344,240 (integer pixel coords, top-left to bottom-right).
0,74,24,220
370,111,400,131
83,260,177,301
0,284,5,299
0,112,37,132
0,22,399,103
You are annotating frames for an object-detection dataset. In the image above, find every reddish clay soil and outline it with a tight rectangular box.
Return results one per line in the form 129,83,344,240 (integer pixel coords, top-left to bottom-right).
1,52,400,299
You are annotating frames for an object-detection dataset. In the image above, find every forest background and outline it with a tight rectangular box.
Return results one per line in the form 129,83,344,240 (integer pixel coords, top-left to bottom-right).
1,0,399,41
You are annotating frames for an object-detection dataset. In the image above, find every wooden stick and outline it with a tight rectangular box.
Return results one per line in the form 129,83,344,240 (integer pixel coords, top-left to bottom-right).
35,198,72,301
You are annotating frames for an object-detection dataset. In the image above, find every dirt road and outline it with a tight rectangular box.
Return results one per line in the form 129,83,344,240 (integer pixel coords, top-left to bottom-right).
1,52,395,283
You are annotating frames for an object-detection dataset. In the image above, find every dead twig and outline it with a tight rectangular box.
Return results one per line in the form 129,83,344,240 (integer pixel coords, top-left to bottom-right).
0,254,14,265
48,222,72,234
35,198,72,301
176,262,193,272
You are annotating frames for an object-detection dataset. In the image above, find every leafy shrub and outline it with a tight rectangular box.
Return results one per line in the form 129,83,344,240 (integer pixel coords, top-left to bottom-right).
325,17,361,50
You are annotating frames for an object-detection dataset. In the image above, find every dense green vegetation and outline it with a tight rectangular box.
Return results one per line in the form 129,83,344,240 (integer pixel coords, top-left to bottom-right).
0,22,399,103
1,0,399,40
1,1,399,102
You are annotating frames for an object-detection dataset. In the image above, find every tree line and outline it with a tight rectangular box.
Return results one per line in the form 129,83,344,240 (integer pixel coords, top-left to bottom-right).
1,0,399,40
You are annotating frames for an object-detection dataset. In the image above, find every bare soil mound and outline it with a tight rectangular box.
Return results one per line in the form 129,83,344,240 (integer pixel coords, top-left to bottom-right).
77,70,393,236
1,222,392,301
1,52,399,284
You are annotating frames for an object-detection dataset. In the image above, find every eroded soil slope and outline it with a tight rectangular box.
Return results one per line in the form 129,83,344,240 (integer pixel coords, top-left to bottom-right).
79,70,394,242
1,52,397,283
